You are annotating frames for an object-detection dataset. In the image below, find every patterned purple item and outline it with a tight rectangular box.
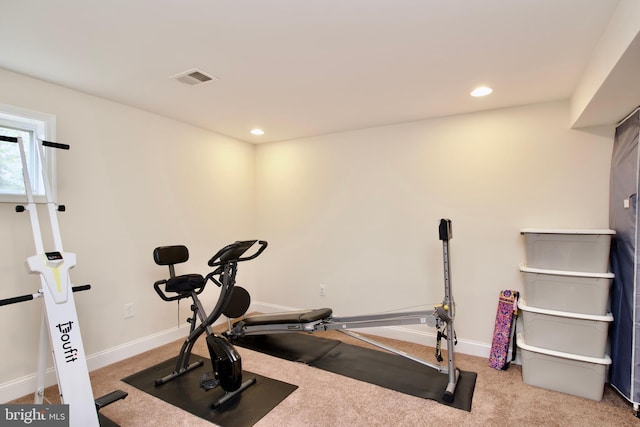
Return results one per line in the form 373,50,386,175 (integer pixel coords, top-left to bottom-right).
489,289,518,370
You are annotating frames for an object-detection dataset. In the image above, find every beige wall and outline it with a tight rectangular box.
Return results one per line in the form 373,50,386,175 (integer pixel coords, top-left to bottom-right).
254,100,614,351
0,68,616,398
0,69,255,388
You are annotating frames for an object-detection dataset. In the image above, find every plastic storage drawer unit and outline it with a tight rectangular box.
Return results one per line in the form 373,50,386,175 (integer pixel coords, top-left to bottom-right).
519,298,613,358
520,229,615,273
519,265,613,315
517,333,611,401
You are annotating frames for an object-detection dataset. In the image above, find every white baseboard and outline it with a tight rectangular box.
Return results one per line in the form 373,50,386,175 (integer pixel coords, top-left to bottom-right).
1,301,495,403
0,324,191,404
250,302,492,359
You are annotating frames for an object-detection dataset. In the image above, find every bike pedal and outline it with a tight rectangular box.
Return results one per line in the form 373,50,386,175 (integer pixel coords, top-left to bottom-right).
200,372,219,391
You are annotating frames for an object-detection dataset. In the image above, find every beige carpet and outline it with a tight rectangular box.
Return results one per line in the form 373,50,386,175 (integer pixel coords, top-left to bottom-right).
9,330,637,426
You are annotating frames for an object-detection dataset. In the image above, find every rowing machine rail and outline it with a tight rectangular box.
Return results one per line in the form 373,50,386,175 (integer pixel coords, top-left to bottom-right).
228,219,459,402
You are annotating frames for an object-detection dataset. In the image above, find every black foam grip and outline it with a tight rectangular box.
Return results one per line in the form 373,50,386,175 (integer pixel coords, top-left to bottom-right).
0,294,34,307
42,140,70,150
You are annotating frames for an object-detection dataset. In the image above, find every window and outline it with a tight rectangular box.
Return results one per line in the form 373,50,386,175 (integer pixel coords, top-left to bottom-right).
0,104,56,203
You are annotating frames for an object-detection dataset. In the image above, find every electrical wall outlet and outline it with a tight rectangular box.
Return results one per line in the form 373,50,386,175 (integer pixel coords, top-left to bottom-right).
124,303,135,318
319,284,326,296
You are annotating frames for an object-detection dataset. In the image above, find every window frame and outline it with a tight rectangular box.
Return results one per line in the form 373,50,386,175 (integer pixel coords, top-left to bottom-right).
0,103,57,203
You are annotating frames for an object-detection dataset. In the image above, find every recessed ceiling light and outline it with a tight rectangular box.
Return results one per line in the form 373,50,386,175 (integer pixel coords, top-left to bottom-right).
250,129,264,136
471,86,493,97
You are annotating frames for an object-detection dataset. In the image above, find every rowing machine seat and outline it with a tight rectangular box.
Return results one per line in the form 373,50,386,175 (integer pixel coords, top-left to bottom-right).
237,308,332,327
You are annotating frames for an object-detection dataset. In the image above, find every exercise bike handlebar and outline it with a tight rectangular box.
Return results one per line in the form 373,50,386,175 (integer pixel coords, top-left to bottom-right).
207,240,268,267
0,284,92,307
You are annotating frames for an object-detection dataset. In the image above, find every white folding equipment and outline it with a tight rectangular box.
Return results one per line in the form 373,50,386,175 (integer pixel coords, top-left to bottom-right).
6,136,99,426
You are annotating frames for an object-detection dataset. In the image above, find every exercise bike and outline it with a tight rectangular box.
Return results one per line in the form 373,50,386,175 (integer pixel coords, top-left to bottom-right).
152,240,267,409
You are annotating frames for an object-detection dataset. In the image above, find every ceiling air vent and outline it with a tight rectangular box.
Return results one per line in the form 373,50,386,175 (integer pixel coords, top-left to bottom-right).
170,68,218,86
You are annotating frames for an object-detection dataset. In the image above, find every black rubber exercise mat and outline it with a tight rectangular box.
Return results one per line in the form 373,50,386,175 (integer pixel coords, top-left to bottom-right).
233,333,341,363
235,333,476,412
98,413,120,427
122,355,298,427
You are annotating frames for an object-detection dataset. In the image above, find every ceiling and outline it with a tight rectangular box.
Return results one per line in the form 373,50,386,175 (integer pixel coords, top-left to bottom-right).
0,0,625,143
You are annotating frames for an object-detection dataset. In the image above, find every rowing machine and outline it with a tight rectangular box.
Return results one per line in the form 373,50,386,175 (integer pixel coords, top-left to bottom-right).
225,219,459,401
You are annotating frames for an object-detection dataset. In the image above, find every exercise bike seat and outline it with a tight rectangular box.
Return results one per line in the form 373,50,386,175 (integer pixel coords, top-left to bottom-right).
166,274,205,293
238,308,333,326
153,245,206,300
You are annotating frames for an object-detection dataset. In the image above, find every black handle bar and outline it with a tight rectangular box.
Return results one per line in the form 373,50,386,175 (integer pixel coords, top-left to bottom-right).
0,284,92,307
0,294,34,306
0,135,69,150
42,141,70,150
207,240,268,267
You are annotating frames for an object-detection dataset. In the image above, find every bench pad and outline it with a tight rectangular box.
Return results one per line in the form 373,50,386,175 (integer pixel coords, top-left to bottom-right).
239,308,332,326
